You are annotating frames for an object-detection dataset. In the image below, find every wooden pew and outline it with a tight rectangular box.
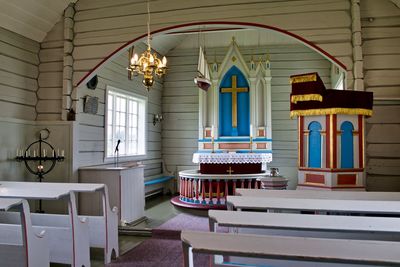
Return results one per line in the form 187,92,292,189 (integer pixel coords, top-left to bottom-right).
0,182,90,267
182,230,400,267
0,198,49,267
227,195,400,215
236,188,400,201
0,181,119,265
209,210,400,241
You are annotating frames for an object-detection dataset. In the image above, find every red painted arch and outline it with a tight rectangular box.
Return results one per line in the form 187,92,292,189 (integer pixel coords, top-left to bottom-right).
77,21,348,87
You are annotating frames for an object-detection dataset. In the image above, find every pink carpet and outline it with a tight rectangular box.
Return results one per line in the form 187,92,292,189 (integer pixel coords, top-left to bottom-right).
107,213,223,266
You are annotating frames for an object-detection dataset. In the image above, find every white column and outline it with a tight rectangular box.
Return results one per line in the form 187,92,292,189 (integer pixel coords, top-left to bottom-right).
249,77,257,137
198,89,207,140
212,79,219,138
264,70,272,139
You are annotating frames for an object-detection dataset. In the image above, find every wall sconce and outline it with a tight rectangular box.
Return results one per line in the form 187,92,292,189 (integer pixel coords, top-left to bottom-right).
153,114,164,125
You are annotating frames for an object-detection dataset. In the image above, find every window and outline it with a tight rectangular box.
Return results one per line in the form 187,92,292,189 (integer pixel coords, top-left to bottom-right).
106,87,147,159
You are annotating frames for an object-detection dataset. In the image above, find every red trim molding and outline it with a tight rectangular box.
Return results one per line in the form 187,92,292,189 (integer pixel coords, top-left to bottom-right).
76,21,348,87
332,114,337,169
299,167,364,173
358,115,364,168
299,116,304,167
325,115,330,168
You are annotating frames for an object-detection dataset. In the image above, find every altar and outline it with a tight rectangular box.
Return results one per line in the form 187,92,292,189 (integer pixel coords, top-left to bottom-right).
171,153,272,209
171,38,274,209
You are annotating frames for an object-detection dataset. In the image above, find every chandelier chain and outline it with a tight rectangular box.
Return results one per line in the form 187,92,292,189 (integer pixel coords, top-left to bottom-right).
147,0,151,50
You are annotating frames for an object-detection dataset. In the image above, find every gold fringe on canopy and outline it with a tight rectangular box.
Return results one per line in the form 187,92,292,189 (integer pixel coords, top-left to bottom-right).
290,73,317,84
291,94,323,104
290,108,373,118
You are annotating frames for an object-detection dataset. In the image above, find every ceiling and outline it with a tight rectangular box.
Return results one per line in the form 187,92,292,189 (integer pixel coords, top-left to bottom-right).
0,0,76,42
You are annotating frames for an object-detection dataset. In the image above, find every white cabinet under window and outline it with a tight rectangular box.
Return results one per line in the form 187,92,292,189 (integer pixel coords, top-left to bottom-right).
79,165,145,224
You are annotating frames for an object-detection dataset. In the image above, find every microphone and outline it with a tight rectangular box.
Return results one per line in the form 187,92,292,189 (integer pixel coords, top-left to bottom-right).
115,139,121,153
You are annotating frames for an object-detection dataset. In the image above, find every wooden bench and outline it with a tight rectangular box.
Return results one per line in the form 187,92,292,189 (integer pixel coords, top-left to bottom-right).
236,188,400,201
0,182,90,267
144,174,175,197
181,230,400,267
209,210,400,241
0,198,49,267
227,195,400,215
0,181,119,265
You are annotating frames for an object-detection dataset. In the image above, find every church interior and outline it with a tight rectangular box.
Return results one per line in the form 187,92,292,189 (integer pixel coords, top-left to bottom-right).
0,0,399,266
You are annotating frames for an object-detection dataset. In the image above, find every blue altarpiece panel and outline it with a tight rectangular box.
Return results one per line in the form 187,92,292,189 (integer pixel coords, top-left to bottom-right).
219,66,250,136
340,121,354,168
308,121,322,168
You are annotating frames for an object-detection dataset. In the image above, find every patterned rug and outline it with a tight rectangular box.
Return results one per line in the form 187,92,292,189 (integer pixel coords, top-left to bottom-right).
107,213,223,266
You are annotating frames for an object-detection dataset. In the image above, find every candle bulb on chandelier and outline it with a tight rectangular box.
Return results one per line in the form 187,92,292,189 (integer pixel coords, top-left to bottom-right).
250,124,253,138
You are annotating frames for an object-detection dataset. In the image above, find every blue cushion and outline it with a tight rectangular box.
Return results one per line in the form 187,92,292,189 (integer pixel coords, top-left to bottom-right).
144,176,174,186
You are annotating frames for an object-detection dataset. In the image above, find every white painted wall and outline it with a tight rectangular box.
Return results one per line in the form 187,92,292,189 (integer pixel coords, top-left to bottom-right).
73,48,163,181
0,27,39,120
37,20,64,121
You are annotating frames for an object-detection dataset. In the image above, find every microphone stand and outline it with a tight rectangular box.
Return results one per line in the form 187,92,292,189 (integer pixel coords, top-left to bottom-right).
115,140,120,167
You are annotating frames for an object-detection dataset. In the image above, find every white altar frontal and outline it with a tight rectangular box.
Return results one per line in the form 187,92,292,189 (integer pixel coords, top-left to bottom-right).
171,38,275,209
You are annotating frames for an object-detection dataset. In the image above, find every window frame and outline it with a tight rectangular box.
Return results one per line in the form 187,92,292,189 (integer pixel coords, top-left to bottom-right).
104,85,147,162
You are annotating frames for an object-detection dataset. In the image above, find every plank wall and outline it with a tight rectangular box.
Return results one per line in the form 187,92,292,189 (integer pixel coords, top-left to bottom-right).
72,0,353,87
163,45,332,188
37,20,64,121
0,27,39,120
75,47,163,179
361,0,400,191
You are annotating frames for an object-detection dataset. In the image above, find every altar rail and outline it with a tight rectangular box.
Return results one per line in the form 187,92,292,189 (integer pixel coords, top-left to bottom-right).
177,170,270,207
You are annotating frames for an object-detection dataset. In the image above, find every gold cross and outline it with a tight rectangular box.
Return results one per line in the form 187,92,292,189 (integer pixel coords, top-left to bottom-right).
221,75,249,128
226,166,234,175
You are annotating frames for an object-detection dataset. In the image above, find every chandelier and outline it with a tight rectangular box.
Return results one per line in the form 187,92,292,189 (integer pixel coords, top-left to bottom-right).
127,0,167,90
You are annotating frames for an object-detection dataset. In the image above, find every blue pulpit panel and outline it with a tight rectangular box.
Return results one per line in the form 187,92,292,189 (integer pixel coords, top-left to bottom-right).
340,121,354,168
308,121,322,168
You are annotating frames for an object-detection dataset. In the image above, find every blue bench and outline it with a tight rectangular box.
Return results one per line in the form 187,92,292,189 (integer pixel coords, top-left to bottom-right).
144,175,175,197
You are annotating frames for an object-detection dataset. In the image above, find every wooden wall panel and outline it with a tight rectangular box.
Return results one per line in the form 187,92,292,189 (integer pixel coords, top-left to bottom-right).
0,28,39,120
37,20,64,121
71,0,352,85
361,0,400,191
